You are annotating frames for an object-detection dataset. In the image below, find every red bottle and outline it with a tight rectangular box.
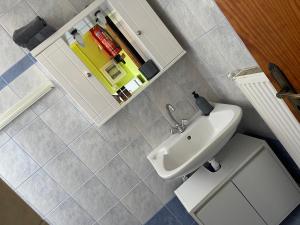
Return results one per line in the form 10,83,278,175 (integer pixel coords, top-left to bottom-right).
90,24,121,57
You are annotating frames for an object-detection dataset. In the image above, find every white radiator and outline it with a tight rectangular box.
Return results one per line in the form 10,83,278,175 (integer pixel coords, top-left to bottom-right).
232,69,300,168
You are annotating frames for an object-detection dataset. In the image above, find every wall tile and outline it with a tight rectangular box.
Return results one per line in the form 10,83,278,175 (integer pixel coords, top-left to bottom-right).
184,0,217,32
0,140,39,188
145,74,192,123
26,0,77,29
14,118,65,165
0,0,22,17
97,155,140,199
126,93,162,132
4,108,37,137
208,22,257,70
120,136,153,179
97,109,139,151
144,171,182,204
47,197,95,225
69,126,119,173
0,86,19,114
145,207,182,225
1,54,36,85
206,75,250,107
40,96,90,144
122,182,162,224
0,131,10,147
166,197,196,225
190,30,234,76
0,1,37,36
9,65,47,97
167,54,218,101
140,116,171,149
30,85,65,115
17,169,68,216
99,202,141,225
68,0,94,12
0,26,25,75
73,176,118,220
164,0,206,42
44,149,93,194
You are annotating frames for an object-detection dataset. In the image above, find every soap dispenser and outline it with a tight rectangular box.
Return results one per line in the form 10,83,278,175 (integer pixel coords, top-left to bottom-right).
192,91,214,116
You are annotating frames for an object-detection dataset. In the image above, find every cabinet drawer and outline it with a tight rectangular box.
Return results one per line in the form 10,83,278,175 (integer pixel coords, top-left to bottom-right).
196,182,266,225
233,149,300,225
109,0,183,69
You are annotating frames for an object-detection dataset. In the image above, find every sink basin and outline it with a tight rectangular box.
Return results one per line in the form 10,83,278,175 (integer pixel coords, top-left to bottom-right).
147,103,242,179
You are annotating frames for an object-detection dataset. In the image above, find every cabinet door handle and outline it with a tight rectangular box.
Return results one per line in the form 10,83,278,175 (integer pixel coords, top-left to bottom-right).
136,30,142,36
268,63,300,99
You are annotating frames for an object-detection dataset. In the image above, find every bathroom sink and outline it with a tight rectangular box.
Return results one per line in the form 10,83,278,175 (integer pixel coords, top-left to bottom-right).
147,103,242,179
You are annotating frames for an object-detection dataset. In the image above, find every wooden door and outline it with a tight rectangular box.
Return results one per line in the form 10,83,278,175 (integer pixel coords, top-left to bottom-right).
0,179,47,225
215,0,300,122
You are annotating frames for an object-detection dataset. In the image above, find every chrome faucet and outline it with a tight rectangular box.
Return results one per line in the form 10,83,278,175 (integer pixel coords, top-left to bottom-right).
166,104,188,134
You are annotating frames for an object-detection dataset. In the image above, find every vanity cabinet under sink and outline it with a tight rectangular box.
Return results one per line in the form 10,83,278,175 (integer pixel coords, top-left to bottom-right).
32,0,185,126
175,134,300,225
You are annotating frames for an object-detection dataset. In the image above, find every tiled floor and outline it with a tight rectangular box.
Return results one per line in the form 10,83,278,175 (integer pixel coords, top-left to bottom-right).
148,198,300,225
145,197,196,225
280,205,300,225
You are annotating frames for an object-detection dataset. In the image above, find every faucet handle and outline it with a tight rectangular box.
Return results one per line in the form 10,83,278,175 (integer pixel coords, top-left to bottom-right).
181,119,189,126
170,127,178,134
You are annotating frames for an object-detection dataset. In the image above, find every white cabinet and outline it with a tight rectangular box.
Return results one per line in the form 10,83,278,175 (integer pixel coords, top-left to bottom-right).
233,150,300,225
175,134,300,225
109,0,183,69
32,0,185,126
196,182,266,225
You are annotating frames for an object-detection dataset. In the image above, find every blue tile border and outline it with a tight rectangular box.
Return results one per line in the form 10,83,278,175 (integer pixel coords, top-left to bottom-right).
145,207,182,225
166,197,196,225
0,54,36,91
145,197,197,225
280,204,300,225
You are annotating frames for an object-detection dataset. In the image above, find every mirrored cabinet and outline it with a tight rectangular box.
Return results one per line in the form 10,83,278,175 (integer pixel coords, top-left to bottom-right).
32,0,185,126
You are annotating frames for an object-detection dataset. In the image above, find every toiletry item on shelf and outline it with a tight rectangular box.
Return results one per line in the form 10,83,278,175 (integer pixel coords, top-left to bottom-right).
113,94,123,104
101,60,126,85
121,86,132,98
104,15,145,68
117,89,128,102
139,60,160,80
71,29,85,47
90,24,125,63
192,91,214,116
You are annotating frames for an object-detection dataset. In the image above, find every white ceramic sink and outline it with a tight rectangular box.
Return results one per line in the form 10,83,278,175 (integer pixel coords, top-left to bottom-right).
147,103,242,179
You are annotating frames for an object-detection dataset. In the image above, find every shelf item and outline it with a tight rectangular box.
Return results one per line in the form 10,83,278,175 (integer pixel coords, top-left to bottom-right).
90,24,122,59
